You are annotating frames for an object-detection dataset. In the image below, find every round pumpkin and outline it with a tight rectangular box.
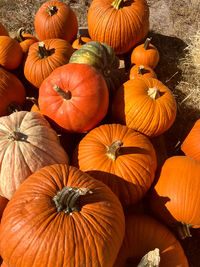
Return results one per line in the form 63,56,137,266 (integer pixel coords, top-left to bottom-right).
73,123,157,206
181,119,200,162
0,164,125,267
72,36,92,50
114,214,189,267
34,0,78,43
15,28,39,54
129,64,157,80
0,36,23,70
87,0,149,55
0,23,8,36
111,77,177,137
149,156,200,239
24,39,74,88
69,41,125,97
0,67,26,116
0,111,69,199
38,63,109,133
131,38,160,69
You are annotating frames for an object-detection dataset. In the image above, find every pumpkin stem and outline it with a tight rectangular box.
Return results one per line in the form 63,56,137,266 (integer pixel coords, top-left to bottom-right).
147,86,160,99
78,35,86,45
16,27,25,42
37,42,55,59
177,222,193,239
53,186,93,214
8,131,28,142
46,5,58,16
138,65,145,75
143,38,152,50
106,140,123,161
111,0,124,10
7,102,21,115
137,248,160,267
53,85,72,100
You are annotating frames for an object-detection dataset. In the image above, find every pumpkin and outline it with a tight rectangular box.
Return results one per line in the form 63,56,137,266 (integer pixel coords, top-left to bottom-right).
24,39,74,88
149,156,200,239
0,196,8,220
129,64,157,80
87,0,149,55
0,36,23,70
114,214,189,267
131,38,160,69
69,41,126,98
73,123,157,206
0,111,69,199
0,23,8,36
34,0,78,43
0,261,7,266
111,77,177,137
72,35,92,50
0,67,26,116
181,119,200,162
0,164,125,267
15,27,38,54
38,63,109,133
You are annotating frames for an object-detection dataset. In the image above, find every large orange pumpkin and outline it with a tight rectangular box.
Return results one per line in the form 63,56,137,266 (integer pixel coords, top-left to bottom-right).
114,214,189,267
150,156,200,239
0,164,125,267
24,39,74,88
38,63,109,133
111,77,177,137
87,0,149,55
0,67,26,116
0,111,69,199
73,123,157,206
34,0,78,43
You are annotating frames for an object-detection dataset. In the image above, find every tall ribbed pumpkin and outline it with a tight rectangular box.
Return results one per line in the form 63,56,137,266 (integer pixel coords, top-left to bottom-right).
87,0,149,55
0,111,69,199
0,164,125,267
73,123,157,206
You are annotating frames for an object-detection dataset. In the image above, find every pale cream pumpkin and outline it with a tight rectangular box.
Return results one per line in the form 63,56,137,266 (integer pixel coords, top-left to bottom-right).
0,111,69,199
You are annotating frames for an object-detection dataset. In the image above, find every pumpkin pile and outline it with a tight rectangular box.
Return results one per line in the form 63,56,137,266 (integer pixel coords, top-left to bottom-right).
0,0,199,266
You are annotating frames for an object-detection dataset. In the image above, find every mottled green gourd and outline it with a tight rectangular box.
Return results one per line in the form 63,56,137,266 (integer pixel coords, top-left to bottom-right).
69,41,125,97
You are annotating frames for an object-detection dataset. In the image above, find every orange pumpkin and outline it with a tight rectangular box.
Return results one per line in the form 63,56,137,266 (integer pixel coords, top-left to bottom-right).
131,37,160,69
72,36,92,50
73,123,157,206
129,64,157,80
0,111,69,199
0,36,23,70
0,196,8,220
114,214,189,267
111,77,177,137
0,23,8,36
0,67,26,116
181,119,200,162
87,0,149,55
24,39,74,88
34,0,78,43
150,156,200,239
16,28,38,54
0,164,125,267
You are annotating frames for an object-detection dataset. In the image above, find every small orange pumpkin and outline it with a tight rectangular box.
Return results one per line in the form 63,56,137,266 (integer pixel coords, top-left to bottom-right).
72,35,92,50
129,64,157,80
131,38,160,69
15,28,38,54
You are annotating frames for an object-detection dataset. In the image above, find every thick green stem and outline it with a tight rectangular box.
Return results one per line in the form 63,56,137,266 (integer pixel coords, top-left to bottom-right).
111,0,124,9
46,5,58,16
53,85,72,100
148,86,160,99
143,38,152,50
53,186,93,213
106,140,123,160
37,42,55,59
177,222,193,239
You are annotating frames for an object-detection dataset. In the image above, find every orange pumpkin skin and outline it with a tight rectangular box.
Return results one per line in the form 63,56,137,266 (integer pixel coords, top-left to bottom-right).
114,214,189,267
0,164,125,267
131,38,160,69
181,119,200,162
0,67,26,116
0,36,23,70
16,28,39,54
129,64,157,80
150,156,200,233
34,0,78,43
24,39,74,88
0,196,8,220
38,63,109,133
0,23,8,36
0,111,69,199
87,0,149,55
72,36,92,50
111,77,177,137
30,103,41,114
73,123,157,206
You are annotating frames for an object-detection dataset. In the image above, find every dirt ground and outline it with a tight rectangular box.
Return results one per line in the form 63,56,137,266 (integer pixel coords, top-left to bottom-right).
0,0,200,266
